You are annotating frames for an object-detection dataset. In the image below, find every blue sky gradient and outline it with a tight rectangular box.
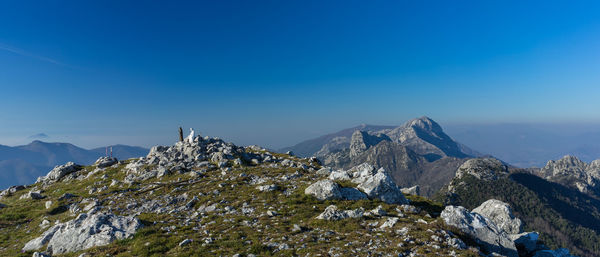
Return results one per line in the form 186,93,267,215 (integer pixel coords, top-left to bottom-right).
1,1,600,148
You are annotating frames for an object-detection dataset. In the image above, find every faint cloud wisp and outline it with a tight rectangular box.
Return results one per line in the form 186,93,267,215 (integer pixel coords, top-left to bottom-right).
0,43,66,66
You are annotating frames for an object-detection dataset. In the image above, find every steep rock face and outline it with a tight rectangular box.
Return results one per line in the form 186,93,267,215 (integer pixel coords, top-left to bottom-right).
441,205,518,257
472,199,523,234
536,155,600,195
349,131,390,158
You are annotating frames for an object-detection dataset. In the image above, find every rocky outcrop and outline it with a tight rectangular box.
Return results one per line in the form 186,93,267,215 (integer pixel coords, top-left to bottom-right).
441,205,518,257
95,157,118,168
472,199,523,234
306,163,408,204
455,158,508,181
36,162,83,184
536,155,600,194
23,211,141,255
124,135,317,183
316,205,364,221
0,185,26,199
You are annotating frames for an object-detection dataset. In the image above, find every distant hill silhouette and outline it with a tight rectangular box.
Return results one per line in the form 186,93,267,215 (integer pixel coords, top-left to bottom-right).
0,141,148,189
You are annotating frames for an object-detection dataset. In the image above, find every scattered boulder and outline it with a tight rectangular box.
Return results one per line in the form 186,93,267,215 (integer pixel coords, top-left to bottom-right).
316,205,364,221
179,238,192,247
304,180,343,201
401,185,420,196
256,184,278,192
379,217,399,229
0,185,26,198
23,211,142,255
37,162,83,184
368,205,387,217
472,199,523,234
20,191,45,200
357,169,408,204
95,157,118,168
441,205,518,257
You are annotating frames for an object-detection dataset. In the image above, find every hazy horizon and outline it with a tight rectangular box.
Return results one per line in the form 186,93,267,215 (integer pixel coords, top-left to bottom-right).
2,1,600,153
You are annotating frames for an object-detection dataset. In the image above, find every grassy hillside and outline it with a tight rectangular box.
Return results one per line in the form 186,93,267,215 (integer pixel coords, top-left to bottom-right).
0,152,479,256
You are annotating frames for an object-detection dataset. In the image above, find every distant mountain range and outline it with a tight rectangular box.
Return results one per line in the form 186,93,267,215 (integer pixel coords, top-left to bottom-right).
0,141,148,189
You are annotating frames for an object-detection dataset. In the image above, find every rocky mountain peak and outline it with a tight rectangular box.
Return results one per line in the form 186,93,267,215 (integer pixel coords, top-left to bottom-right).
403,116,444,134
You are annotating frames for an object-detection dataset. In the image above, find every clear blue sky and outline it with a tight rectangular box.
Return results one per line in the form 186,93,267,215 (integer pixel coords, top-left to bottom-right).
1,1,600,149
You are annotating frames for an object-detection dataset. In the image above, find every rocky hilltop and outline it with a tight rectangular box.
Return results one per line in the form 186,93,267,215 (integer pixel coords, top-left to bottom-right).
0,133,573,257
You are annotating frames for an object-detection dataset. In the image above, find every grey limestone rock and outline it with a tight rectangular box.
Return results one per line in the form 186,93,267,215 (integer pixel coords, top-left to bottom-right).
37,162,83,184
357,168,408,204
472,199,523,234
304,179,343,201
95,157,118,168
316,205,364,221
23,211,141,255
441,205,517,257
401,185,420,196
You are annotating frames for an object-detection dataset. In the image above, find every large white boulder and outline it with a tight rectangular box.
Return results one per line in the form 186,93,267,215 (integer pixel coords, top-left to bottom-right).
472,199,523,234
23,211,141,255
304,179,343,201
357,169,408,204
441,205,518,257
37,162,83,183
95,157,118,168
